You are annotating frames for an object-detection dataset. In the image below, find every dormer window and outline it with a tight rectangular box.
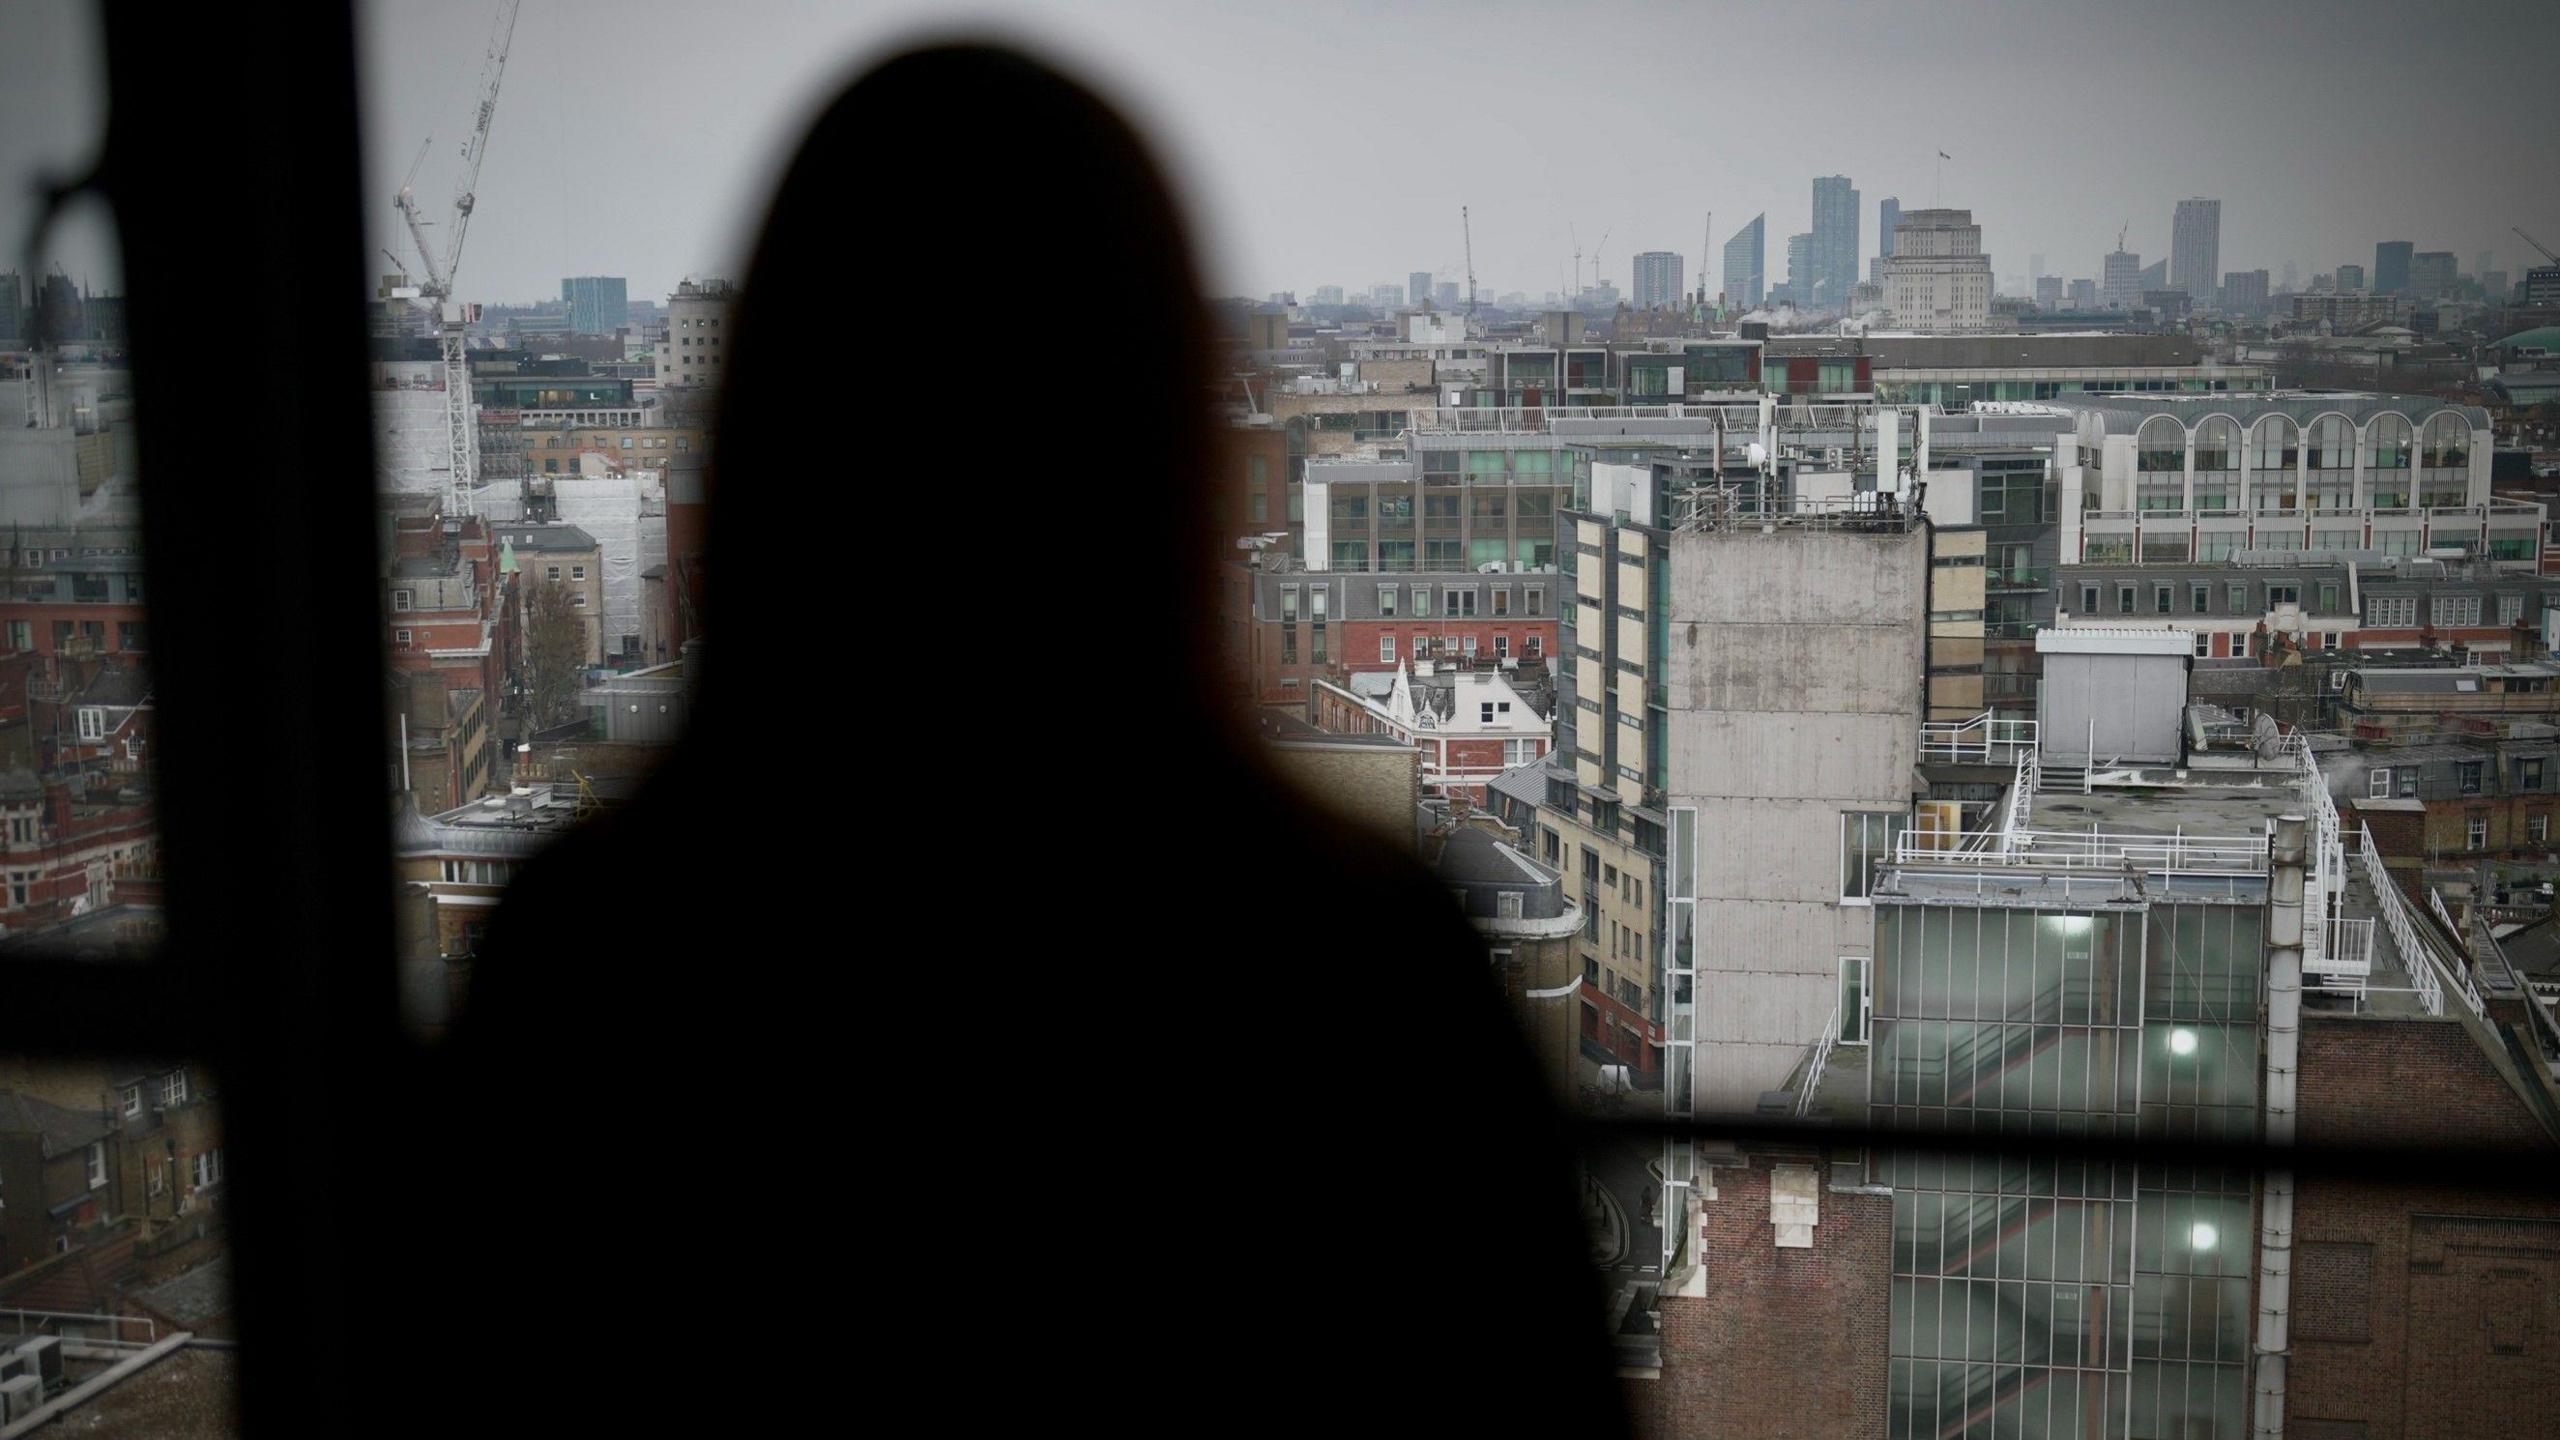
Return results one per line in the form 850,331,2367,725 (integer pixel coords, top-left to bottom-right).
121,1085,142,1118
158,1068,188,1109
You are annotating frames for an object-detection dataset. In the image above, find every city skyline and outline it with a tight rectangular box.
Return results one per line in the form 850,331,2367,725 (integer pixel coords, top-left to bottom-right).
341,0,2560,307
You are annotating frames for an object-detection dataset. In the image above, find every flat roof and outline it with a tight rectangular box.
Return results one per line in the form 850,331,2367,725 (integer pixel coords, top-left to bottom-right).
2028,776,2306,837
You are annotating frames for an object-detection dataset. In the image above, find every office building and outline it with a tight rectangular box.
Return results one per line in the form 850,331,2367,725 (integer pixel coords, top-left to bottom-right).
2221,269,2270,317
2070,278,2099,310
2375,241,2414,295
1632,251,1685,311
1882,209,1993,333
2139,259,2168,294
2529,266,2560,307
2171,198,2221,306
1663,481,1927,1114
2036,275,2063,310
1878,197,1902,266
1811,175,1860,307
558,276,627,337
1433,280,1459,309
2408,251,2457,300
2335,263,2366,293
1409,271,1432,307
2048,394,2528,570
1723,214,1765,308
2103,250,2143,310
1783,232,1815,307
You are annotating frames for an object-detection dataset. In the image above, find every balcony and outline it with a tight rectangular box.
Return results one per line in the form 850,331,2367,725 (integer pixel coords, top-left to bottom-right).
1985,566,2050,590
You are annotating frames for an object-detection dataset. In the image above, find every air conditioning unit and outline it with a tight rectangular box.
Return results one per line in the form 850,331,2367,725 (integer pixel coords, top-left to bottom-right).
0,1374,39,1422
15,1336,59,1389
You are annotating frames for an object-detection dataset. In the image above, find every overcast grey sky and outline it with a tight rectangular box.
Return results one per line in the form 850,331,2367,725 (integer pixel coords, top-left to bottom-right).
10,1,2557,308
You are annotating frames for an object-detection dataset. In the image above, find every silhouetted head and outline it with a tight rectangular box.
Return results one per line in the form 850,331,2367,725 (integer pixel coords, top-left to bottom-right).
696,44,1217,741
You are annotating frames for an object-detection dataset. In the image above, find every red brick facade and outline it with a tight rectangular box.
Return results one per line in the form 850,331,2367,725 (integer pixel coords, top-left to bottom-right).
1248,616,1556,702
2286,1015,2560,1437
1647,1155,1892,1439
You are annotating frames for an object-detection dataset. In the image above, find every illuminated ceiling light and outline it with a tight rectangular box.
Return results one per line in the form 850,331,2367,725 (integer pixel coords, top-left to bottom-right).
2191,1221,2219,1250
2169,1027,2199,1057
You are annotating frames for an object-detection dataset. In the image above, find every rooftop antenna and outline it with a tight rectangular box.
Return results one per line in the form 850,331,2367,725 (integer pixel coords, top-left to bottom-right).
1936,150,1949,208
1462,205,1478,326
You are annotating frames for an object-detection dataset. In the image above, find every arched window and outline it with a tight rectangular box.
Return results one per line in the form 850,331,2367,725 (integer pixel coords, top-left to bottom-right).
2306,414,2353,471
2421,411,2470,469
2194,416,2239,473
2136,416,2186,473
2364,413,2411,470
2251,415,2297,471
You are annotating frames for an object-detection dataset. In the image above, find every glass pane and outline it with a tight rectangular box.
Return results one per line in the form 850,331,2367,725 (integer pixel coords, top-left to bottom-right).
0,2,163,961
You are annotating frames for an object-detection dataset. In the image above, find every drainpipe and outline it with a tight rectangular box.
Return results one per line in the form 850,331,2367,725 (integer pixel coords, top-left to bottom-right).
2255,814,2305,1440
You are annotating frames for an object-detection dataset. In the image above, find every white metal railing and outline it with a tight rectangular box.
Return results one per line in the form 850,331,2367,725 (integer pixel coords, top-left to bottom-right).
2318,917,2375,980
1901,827,2270,874
2352,821,2485,1018
2003,747,2037,852
1795,1007,1839,1120
1920,713,2039,766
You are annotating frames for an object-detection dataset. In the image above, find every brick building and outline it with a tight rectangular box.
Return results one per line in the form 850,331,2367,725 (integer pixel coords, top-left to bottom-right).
1245,565,1559,702
2285,1017,2560,1437
1307,663,1549,803
1645,1152,1892,1439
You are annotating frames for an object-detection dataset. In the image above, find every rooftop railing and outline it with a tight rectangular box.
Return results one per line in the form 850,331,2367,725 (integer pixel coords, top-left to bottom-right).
1919,712,2039,766
1899,826,2271,875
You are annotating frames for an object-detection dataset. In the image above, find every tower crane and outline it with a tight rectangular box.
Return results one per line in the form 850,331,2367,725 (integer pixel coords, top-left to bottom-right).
1592,229,1611,295
1570,223,1582,300
1462,206,1477,325
2517,227,2559,266
393,0,522,520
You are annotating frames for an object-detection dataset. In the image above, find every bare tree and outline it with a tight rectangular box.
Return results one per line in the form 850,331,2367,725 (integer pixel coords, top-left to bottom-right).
521,577,588,730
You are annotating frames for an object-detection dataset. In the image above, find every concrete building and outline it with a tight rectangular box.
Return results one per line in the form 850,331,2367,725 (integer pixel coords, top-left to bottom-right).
558,276,627,336
1771,333,2267,407
2408,250,2458,300
1408,271,1432,307
2288,292,2405,331
1877,196,1901,268
2221,268,2270,317
2047,394,2531,570
2171,198,2221,307
1663,490,1927,1115
653,278,734,395
2069,278,2098,310
1882,209,1994,333
2035,275,2063,310
2335,262,2366,293
1723,215,1765,308
1631,251,1684,312
1811,175,1860,308
2103,250,2143,311
2374,241,2414,296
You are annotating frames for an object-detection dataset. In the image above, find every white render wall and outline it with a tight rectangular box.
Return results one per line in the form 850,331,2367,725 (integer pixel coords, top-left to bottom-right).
1667,525,1925,1112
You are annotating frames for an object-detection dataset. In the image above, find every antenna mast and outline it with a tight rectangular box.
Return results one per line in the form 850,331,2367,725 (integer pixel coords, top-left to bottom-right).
1462,206,1478,325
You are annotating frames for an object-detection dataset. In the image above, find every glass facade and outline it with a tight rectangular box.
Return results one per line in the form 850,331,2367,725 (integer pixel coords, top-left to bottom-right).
1873,898,2264,1439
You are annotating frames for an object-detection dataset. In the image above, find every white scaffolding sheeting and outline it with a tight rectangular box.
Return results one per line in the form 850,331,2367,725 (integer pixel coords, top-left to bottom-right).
549,473,663,654
371,362,452,496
